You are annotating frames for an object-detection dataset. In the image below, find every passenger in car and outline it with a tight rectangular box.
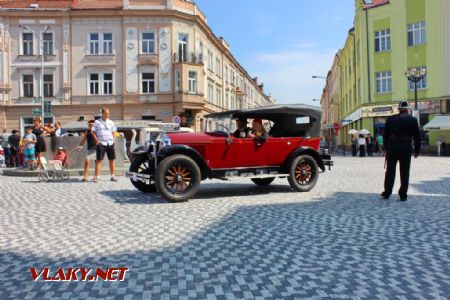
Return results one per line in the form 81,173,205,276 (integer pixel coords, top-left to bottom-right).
249,118,269,144
233,117,251,138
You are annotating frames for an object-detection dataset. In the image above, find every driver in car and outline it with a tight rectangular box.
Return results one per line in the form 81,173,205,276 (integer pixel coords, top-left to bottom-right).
249,118,269,144
233,117,251,138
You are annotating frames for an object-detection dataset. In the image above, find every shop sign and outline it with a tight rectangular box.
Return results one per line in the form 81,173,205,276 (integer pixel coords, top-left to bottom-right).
361,104,397,118
418,100,441,114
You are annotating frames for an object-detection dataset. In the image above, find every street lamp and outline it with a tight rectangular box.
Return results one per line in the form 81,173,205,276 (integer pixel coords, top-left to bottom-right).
405,67,426,111
312,98,321,102
312,75,327,79
20,25,51,122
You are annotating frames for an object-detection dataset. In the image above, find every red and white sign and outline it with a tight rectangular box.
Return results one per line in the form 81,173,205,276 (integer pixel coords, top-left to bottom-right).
172,116,181,124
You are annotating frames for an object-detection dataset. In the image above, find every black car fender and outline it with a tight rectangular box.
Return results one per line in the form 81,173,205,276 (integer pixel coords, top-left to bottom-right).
281,146,326,172
157,145,211,180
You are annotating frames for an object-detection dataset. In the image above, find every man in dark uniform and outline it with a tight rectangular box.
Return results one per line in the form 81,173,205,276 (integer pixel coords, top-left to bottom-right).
233,117,250,138
381,101,420,201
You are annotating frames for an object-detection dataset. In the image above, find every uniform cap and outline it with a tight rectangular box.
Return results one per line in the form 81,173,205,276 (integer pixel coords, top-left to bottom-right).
399,101,410,109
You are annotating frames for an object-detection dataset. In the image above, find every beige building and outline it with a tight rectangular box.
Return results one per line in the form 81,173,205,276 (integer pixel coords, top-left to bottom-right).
0,0,273,133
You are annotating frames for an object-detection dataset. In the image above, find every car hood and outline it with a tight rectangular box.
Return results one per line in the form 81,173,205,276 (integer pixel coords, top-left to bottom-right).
166,132,221,144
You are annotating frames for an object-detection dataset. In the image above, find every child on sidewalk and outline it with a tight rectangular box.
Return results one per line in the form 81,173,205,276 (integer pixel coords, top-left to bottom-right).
22,127,37,170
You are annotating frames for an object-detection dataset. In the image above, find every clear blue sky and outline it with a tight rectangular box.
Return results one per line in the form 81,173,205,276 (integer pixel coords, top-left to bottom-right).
194,0,355,105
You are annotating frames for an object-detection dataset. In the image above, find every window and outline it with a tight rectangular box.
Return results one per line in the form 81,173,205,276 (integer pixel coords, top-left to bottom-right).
216,88,222,107
22,33,33,56
408,21,426,46
23,74,33,97
103,33,113,55
43,74,53,97
207,50,213,70
408,67,427,90
89,33,99,54
375,29,391,52
178,33,188,62
225,92,229,108
142,72,155,94
89,73,99,95
188,71,197,93
175,71,181,93
207,83,214,103
141,32,155,54
103,73,113,95
89,33,113,55
215,57,221,77
43,32,53,56
225,66,228,82
376,71,392,93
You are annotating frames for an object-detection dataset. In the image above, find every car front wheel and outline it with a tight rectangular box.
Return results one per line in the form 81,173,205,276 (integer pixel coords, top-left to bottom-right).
155,154,201,202
288,155,318,192
251,177,275,186
129,154,156,193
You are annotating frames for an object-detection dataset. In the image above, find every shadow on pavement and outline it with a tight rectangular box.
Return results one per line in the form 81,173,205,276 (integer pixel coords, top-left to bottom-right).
1,192,450,299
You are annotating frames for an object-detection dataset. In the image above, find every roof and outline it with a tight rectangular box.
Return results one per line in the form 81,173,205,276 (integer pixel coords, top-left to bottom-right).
206,104,322,121
423,115,450,131
0,0,122,9
0,0,73,9
71,0,122,10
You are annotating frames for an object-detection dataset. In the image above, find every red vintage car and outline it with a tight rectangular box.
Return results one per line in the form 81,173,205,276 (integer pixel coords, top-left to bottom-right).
126,104,332,202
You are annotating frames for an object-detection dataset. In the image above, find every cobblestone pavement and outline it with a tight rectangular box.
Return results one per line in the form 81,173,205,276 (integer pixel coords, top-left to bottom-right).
1,156,450,299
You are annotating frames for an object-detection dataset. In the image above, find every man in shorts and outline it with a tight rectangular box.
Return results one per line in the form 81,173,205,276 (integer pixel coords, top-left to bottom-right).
91,108,118,182
22,127,37,171
76,120,98,181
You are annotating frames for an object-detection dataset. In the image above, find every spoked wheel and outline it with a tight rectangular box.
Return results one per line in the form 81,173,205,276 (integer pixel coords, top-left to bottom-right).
288,155,319,192
129,155,156,193
61,171,69,181
155,155,201,202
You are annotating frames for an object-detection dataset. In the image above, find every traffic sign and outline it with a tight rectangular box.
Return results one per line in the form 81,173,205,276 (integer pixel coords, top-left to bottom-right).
172,115,181,124
32,108,42,115
33,97,42,104
44,100,51,116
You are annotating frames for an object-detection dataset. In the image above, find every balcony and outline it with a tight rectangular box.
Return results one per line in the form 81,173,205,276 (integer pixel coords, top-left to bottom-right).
173,52,204,65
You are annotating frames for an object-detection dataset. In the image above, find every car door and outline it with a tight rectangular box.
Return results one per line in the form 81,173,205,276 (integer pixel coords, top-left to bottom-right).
268,137,304,166
233,137,271,167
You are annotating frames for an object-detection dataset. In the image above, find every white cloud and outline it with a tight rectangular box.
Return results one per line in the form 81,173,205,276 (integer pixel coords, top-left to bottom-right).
245,44,336,106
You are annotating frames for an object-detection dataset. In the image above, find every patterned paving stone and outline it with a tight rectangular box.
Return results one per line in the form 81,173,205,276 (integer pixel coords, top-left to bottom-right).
0,156,450,299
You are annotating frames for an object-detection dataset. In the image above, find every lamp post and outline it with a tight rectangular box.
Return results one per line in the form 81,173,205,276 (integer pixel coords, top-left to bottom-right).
21,25,51,122
405,67,426,111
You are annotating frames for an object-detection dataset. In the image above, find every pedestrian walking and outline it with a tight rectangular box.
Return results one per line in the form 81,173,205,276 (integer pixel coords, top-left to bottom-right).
377,131,384,156
0,129,11,167
91,108,118,182
8,130,21,167
358,134,366,157
366,134,374,157
76,120,98,182
351,135,358,157
381,101,420,201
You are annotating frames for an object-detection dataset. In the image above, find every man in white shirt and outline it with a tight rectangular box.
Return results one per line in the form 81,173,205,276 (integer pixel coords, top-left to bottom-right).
91,108,118,182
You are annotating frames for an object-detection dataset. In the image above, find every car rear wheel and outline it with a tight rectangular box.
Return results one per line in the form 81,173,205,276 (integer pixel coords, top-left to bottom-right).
155,154,201,202
288,155,318,192
129,155,156,193
251,177,275,186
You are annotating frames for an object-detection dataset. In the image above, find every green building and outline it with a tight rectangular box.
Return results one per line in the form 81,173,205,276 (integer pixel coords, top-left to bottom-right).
338,0,450,148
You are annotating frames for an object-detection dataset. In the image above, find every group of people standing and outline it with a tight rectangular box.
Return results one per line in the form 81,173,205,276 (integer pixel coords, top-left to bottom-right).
0,107,119,182
351,133,384,157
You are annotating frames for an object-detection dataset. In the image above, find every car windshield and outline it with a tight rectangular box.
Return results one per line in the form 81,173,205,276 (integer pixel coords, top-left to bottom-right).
204,115,232,134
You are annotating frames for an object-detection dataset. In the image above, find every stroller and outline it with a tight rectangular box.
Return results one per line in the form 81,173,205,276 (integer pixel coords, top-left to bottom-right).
37,147,73,182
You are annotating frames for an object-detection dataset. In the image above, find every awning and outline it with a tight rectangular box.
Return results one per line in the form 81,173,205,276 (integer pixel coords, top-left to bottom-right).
423,115,450,130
